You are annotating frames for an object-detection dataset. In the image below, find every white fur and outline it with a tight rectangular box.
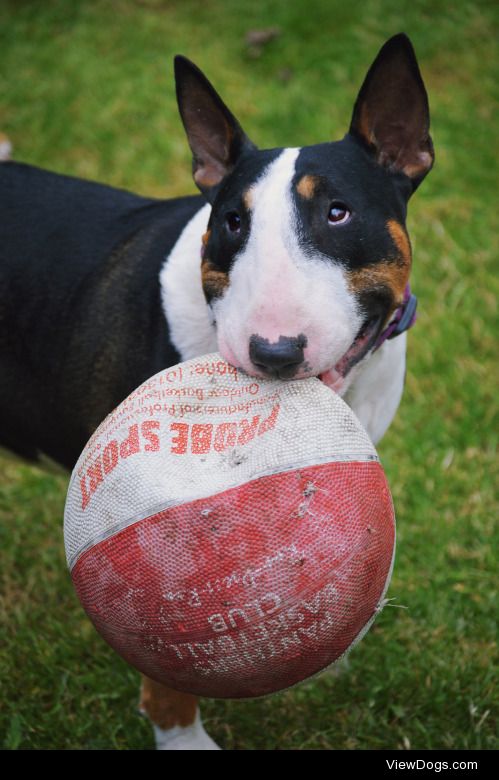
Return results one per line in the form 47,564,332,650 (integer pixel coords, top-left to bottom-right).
344,333,407,444
160,203,217,359
153,709,221,750
212,148,363,377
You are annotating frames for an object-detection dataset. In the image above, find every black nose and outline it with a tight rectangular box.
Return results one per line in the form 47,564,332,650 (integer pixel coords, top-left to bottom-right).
249,334,307,379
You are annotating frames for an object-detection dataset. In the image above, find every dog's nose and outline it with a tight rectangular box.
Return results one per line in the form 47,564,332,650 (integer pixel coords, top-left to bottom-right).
249,334,307,379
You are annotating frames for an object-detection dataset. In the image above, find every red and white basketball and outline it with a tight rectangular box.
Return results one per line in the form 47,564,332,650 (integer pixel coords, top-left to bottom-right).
64,353,395,699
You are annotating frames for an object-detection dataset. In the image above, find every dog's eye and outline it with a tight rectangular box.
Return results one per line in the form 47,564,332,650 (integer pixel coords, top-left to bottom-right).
225,211,241,234
328,202,351,225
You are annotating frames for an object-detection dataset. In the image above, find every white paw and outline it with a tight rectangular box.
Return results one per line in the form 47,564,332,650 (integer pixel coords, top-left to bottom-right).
154,711,221,750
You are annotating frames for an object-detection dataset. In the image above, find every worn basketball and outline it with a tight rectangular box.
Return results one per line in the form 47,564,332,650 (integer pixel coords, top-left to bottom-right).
64,353,395,699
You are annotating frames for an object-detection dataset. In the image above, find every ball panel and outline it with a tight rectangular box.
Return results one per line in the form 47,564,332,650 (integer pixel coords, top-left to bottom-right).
71,460,394,698
64,354,378,570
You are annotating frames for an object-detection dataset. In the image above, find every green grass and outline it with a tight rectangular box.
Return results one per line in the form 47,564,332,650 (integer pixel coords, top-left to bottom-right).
1,0,498,750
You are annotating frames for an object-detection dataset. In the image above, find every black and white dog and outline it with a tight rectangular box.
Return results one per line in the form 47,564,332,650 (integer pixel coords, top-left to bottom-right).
0,33,433,749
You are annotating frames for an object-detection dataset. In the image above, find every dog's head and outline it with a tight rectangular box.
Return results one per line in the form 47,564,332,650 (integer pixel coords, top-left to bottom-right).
175,34,433,393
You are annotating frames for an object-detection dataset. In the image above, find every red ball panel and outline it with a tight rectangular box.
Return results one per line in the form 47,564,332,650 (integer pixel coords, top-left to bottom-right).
71,460,394,698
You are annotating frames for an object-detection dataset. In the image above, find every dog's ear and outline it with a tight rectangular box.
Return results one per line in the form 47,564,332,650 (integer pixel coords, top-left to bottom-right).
175,56,256,199
349,34,434,190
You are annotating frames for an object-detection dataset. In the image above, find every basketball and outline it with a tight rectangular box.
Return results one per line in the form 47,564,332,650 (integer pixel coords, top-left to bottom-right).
64,353,395,699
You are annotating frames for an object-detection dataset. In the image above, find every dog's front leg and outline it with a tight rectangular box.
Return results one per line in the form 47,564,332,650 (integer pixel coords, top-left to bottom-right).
139,676,220,750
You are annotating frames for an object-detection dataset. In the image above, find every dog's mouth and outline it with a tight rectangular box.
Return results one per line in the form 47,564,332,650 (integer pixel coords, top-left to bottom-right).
319,315,382,392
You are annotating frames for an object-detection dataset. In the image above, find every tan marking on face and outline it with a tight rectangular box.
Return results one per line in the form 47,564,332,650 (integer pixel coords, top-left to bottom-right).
140,675,197,729
347,224,412,317
348,221,411,305
243,186,255,211
201,257,230,299
202,229,211,247
296,174,320,200
347,262,409,304
347,220,412,309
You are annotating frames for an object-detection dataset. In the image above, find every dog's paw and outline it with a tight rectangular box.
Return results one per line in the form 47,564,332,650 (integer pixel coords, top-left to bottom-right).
153,713,221,750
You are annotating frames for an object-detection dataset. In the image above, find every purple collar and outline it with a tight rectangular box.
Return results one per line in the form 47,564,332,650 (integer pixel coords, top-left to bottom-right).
373,284,417,351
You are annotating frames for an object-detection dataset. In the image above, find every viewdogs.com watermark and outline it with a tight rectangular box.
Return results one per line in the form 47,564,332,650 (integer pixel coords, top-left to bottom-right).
386,759,479,772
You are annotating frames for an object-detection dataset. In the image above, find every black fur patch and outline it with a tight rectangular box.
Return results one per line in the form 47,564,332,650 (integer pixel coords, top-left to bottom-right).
292,138,413,324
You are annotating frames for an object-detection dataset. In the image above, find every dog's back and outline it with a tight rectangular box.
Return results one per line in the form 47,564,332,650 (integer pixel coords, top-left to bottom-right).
0,162,202,466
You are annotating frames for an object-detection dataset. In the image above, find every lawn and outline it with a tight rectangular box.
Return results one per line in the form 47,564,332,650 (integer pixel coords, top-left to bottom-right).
0,0,497,750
